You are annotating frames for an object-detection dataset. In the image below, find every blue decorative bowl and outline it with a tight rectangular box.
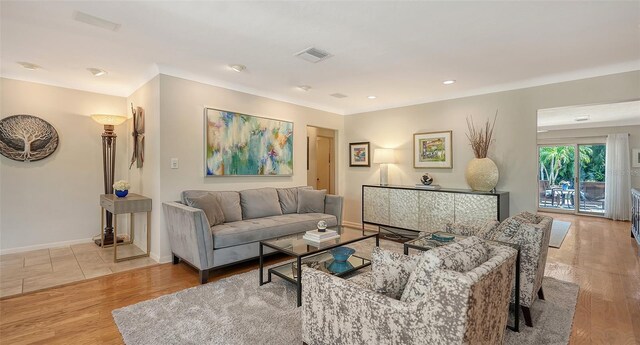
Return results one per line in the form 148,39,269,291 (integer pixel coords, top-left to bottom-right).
329,247,355,262
327,260,354,274
431,233,455,242
115,190,129,198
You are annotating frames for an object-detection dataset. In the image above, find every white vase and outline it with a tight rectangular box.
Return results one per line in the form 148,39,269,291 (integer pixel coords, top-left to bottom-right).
465,158,499,192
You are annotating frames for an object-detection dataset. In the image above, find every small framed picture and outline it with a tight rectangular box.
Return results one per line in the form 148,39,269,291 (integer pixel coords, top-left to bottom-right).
414,131,453,169
349,142,370,167
632,148,640,168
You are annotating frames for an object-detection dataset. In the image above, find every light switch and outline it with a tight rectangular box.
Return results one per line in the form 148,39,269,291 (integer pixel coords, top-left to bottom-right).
170,158,179,169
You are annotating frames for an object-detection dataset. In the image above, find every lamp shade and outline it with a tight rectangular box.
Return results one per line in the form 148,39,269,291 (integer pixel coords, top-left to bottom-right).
373,148,395,164
91,114,127,126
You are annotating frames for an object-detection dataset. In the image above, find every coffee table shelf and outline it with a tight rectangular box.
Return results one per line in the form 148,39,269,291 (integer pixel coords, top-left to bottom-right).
269,252,370,284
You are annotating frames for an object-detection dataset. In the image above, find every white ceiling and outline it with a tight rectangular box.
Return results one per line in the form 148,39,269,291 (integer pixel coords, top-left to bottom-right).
538,100,640,131
1,1,639,115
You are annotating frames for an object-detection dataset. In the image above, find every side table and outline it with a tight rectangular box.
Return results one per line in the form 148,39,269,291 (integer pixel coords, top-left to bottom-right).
100,193,152,262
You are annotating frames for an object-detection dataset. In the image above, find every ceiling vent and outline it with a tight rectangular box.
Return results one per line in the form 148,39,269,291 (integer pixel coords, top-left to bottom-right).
295,47,332,63
73,11,121,32
574,115,590,122
330,93,348,99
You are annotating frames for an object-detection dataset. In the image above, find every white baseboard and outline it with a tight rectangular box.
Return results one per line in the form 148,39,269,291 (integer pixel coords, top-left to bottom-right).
0,238,94,255
342,221,377,231
150,252,172,264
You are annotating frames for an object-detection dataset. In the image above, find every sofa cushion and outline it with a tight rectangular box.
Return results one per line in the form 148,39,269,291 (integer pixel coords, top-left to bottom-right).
182,190,242,222
494,217,527,242
400,252,442,303
429,236,489,273
298,189,326,213
240,188,283,220
277,186,312,214
513,211,539,224
371,247,420,299
210,213,337,249
184,193,225,227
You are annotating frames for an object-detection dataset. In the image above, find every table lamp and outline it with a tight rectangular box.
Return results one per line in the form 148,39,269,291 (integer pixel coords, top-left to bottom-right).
373,148,395,185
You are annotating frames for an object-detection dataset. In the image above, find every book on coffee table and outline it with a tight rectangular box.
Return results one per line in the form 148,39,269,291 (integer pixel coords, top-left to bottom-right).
303,229,339,243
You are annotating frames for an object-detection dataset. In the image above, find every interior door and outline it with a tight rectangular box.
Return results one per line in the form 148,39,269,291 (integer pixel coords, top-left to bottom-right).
316,136,332,192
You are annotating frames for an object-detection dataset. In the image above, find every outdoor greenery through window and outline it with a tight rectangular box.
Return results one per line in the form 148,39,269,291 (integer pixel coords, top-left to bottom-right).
538,144,605,214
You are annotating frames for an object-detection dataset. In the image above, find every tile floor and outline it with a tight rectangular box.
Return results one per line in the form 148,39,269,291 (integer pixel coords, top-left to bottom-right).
0,243,157,298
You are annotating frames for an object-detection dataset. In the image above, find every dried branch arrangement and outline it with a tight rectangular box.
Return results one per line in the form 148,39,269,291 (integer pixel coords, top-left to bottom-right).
466,110,498,159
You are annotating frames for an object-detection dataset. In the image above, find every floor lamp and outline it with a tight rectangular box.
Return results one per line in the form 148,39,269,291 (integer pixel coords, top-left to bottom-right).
373,148,395,185
91,114,127,246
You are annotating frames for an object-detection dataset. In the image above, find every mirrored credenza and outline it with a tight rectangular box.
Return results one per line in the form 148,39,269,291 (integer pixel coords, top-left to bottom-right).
362,184,509,233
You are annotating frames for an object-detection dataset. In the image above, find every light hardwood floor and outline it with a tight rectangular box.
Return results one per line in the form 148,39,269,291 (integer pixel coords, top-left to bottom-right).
0,213,638,344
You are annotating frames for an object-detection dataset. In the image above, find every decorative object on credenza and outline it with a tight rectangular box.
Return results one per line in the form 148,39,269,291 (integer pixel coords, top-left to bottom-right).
465,111,499,192
0,114,59,162
349,142,370,167
113,180,130,198
204,108,293,176
413,131,453,169
317,220,328,232
92,113,128,246
632,148,640,168
129,103,145,169
373,148,395,185
420,173,434,185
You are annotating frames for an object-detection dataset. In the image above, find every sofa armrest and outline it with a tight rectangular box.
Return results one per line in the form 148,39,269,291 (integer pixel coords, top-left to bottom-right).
301,267,421,345
324,195,343,225
162,202,214,270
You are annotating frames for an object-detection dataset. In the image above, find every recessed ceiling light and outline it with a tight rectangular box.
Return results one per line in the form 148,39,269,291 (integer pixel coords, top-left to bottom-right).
297,85,311,91
229,64,246,72
443,80,456,85
367,96,377,99
574,115,590,122
17,62,41,70
87,68,107,77
330,93,347,98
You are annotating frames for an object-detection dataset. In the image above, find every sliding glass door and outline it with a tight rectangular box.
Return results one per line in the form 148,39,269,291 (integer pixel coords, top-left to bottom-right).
538,143,606,216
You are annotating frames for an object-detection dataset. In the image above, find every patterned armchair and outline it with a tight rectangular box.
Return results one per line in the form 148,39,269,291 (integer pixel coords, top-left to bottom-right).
431,211,553,327
301,240,517,345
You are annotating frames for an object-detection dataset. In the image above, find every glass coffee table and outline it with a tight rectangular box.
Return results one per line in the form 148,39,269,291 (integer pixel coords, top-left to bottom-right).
259,225,379,307
404,231,522,332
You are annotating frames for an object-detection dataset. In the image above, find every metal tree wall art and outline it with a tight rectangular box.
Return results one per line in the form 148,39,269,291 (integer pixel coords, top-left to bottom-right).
0,115,59,162
129,103,145,169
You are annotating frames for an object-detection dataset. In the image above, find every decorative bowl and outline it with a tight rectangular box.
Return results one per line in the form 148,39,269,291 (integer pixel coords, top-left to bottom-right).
328,247,355,262
115,190,129,198
431,233,455,242
327,260,354,274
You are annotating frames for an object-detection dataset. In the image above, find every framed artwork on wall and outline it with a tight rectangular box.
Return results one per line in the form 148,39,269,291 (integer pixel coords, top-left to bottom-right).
204,108,293,176
349,142,370,167
632,148,640,168
0,114,59,162
414,130,453,169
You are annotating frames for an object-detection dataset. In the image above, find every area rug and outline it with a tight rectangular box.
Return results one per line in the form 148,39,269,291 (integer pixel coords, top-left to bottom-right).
113,239,578,345
549,220,572,248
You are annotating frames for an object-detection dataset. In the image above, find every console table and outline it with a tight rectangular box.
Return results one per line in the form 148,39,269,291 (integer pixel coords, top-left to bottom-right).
362,185,509,233
100,193,152,262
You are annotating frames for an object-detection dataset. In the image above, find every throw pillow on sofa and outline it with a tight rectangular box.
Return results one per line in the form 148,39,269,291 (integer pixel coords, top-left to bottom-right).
399,252,442,303
185,193,225,227
430,236,489,273
239,188,283,219
297,189,326,213
277,186,312,214
513,211,539,224
371,247,420,299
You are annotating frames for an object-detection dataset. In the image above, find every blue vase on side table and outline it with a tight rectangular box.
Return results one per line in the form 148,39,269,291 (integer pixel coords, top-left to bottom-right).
115,190,128,198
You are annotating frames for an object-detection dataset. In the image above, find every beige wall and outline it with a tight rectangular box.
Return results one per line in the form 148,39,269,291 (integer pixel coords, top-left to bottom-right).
538,125,640,188
0,78,127,251
342,71,640,225
154,74,344,261
125,76,162,260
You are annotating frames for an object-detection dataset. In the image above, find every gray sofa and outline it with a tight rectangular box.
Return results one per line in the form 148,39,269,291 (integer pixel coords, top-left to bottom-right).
163,186,343,283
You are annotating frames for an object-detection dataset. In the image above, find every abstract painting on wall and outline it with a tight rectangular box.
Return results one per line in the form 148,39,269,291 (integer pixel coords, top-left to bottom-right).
413,130,453,168
205,108,294,176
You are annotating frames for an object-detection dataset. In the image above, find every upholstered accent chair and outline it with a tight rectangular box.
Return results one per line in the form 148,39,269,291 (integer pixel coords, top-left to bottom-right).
301,238,517,345
435,211,553,327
